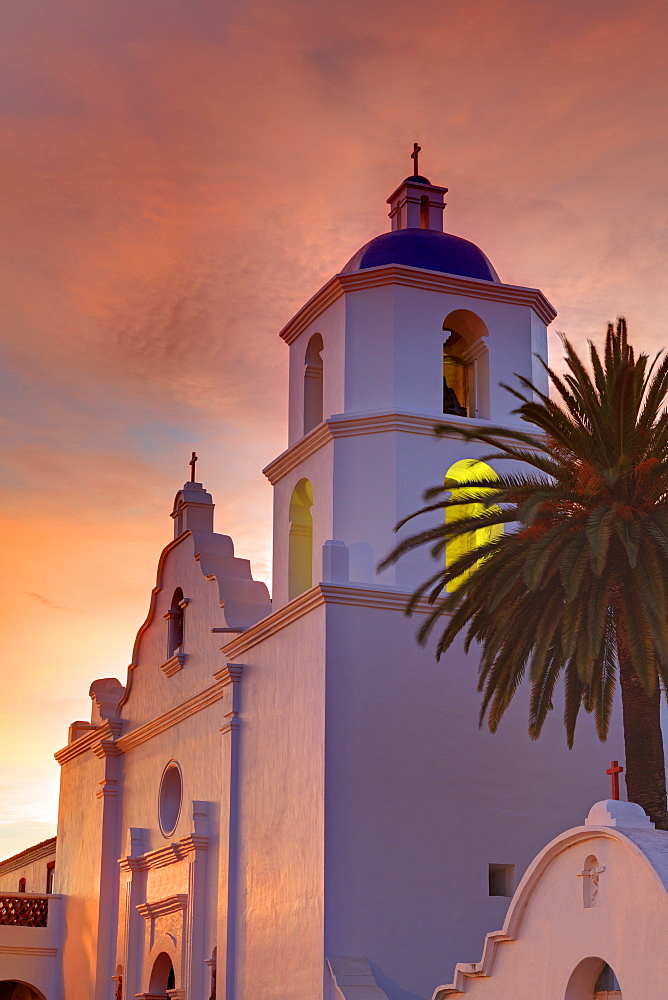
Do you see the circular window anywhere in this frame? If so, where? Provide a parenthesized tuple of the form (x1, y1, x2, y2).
(159, 761, 182, 837)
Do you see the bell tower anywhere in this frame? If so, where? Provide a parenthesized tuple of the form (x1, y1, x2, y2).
(264, 158, 555, 609)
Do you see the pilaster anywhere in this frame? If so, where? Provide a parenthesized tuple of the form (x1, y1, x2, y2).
(215, 663, 243, 1000)
(92, 717, 124, 1000)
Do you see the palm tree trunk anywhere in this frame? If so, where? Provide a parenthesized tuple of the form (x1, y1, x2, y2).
(618, 645, 668, 829)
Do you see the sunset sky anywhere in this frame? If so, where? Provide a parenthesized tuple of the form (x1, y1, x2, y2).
(2, 0, 668, 857)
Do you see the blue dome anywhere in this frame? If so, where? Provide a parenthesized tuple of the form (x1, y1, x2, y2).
(341, 228, 500, 282)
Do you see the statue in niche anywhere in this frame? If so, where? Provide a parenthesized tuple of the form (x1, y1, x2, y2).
(580, 854, 605, 907)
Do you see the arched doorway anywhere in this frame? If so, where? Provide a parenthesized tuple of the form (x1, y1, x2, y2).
(0, 983, 46, 1000)
(565, 957, 622, 999)
(148, 952, 176, 996)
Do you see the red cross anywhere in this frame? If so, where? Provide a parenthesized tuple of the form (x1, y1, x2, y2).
(606, 760, 623, 800)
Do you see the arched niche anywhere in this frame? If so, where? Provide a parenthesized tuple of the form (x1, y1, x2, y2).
(113, 964, 123, 1000)
(442, 309, 490, 419)
(445, 459, 502, 591)
(166, 587, 184, 657)
(565, 957, 622, 999)
(304, 333, 324, 434)
(206, 946, 217, 999)
(288, 478, 314, 601)
(149, 951, 176, 995)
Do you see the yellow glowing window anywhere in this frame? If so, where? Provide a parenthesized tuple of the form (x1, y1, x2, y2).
(445, 459, 502, 591)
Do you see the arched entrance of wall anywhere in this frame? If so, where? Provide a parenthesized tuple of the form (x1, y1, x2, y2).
(565, 957, 622, 999)
(0, 983, 47, 1000)
(148, 952, 176, 996)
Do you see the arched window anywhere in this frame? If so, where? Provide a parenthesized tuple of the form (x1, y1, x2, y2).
(45, 862, 55, 894)
(18, 878, 26, 893)
(304, 333, 324, 435)
(166, 588, 184, 657)
(420, 195, 430, 229)
(442, 310, 490, 419)
(445, 459, 502, 591)
(288, 479, 313, 600)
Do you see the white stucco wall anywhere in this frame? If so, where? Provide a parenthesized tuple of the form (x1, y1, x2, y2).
(226, 603, 327, 1000)
(320, 595, 621, 1000)
(434, 811, 668, 1000)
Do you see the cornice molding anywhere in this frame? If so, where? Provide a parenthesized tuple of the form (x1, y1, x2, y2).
(278, 265, 556, 345)
(55, 718, 123, 766)
(221, 583, 435, 657)
(116, 680, 227, 754)
(213, 662, 244, 685)
(220, 585, 325, 657)
(0, 944, 58, 956)
(160, 652, 186, 678)
(0, 839, 57, 875)
(137, 893, 188, 919)
(262, 421, 330, 482)
(263, 410, 537, 485)
(120, 835, 208, 874)
(59, 676, 233, 764)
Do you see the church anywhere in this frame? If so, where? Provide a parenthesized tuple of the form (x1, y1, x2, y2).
(0, 156, 657, 1000)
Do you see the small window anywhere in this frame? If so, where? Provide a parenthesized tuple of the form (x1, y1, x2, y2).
(159, 761, 183, 837)
(420, 195, 430, 229)
(18, 877, 26, 893)
(488, 863, 514, 897)
(46, 862, 55, 894)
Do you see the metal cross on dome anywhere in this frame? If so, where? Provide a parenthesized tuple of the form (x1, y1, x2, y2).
(606, 760, 624, 800)
(411, 142, 421, 176)
(189, 451, 198, 482)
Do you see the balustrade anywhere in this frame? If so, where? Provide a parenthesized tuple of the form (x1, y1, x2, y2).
(0, 893, 49, 927)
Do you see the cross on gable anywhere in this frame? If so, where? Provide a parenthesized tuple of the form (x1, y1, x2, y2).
(606, 760, 623, 800)
(189, 451, 198, 482)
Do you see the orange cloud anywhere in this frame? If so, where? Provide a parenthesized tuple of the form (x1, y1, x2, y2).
(2, 0, 668, 851)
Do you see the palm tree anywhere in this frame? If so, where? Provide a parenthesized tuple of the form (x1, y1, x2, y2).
(381, 319, 668, 829)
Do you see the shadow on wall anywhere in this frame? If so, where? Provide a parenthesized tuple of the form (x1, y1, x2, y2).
(0, 984, 46, 1000)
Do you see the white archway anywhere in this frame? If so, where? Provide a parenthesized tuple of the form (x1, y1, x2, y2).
(565, 957, 622, 999)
